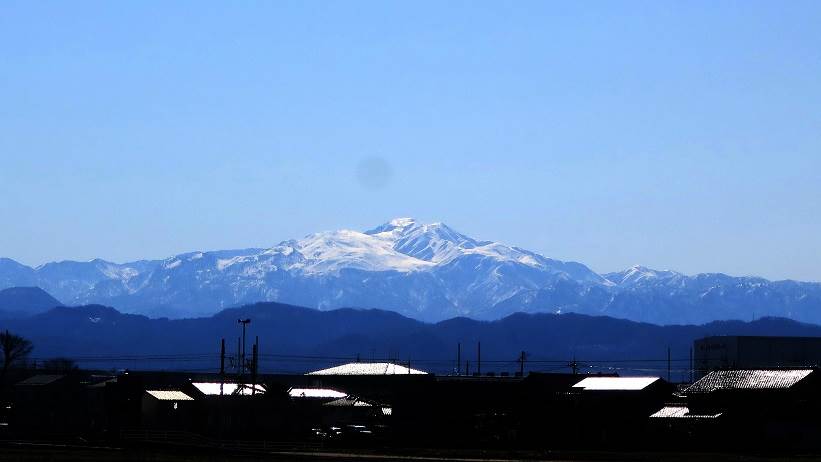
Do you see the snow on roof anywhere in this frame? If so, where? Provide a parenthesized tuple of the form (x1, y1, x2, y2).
(686, 369, 813, 393)
(323, 396, 373, 407)
(146, 390, 194, 401)
(288, 388, 347, 399)
(192, 382, 266, 396)
(650, 406, 722, 419)
(306, 362, 428, 376)
(572, 376, 661, 391)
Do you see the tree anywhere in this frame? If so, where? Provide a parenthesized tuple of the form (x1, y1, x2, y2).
(0, 330, 33, 383)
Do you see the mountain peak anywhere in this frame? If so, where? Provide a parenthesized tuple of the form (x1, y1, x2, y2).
(5, 220, 817, 326)
(358, 219, 476, 263)
(364, 217, 420, 236)
(293, 228, 433, 274)
(389, 217, 417, 227)
(0, 286, 63, 318)
(604, 265, 684, 287)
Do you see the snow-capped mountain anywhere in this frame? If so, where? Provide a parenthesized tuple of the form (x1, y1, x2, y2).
(2, 218, 821, 324)
(0, 257, 162, 306)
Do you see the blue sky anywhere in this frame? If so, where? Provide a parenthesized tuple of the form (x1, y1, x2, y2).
(1, 1, 820, 281)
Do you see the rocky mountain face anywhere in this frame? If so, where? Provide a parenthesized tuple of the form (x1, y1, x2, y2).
(1, 219, 820, 324)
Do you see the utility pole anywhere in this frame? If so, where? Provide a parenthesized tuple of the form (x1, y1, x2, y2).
(220, 338, 226, 396)
(220, 338, 226, 375)
(667, 347, 671, 382)
(689, 347, 694, 383)
(477, 341, 481, 376)
(465, 360, 470, 376)
(570, 356, 578, 375)
(457, 342, 461, 376)
(251, 336, 259, 395)
(519, 351, 526, 377)
(238, 318, 251, 376)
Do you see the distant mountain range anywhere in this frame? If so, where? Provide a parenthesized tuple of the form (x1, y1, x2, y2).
(1, 218, 820, 325)
(5, 301, 821, 378)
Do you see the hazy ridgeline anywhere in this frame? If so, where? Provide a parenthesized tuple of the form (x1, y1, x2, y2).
(4, 301, 821, 381)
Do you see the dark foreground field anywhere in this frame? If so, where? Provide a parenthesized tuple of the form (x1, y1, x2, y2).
(2, 442, 821, 462)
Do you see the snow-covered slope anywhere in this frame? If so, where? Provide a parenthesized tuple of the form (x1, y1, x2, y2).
(366, 218, 478, 264)
(603, 265, 685, 288)
(2, 219, 821, 324)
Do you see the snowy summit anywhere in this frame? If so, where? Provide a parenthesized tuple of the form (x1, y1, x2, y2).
(1, 218, 820, 326)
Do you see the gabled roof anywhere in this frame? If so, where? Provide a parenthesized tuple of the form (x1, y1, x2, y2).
(288, 388, 347, 399)
(88, 377, 117, 388)
(323, 396, 373, 407)
(191, 382, 266, 396)
(650, 405, 722, 419)
(572, 376, 661, 391)
(16, 374, 65, 386)
(146, 390, 194, 401)
(686, 369, 813, 394)
(306, 362, 427, 376)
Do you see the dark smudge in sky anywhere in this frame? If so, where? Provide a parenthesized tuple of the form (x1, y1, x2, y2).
(355, 157, 393, 190)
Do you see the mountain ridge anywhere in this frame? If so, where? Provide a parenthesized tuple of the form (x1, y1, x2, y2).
(1, 218, 821, 325)
(5, 301, 821, 378)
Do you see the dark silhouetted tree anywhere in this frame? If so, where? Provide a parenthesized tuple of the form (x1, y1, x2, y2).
(1, 330, 33, 383)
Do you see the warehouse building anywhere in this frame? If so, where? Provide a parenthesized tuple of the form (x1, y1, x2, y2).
(650, 368, 821, 450)
(694, 336, 821, 377)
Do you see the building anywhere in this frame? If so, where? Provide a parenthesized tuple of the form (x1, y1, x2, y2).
(569, 376, 673, 448)
(10, 374, 91, 435)
(572, 376, 666, 392)
(191, 382, 266, 396)
(288, 387, 347, 401)
(141, 390, 195, 430)
(650, 369, 821, 450)
(306, 362, 428, 376)
(694, 336, 821, 377)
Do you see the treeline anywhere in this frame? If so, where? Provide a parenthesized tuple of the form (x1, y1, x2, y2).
(1, 330, 78, 387)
